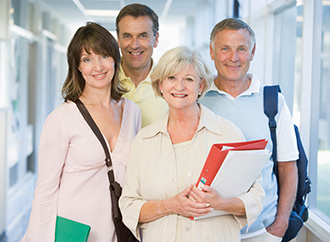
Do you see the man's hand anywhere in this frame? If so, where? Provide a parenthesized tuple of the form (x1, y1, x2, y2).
(266, 215, 289, 237)
(267, 161, 298, 238)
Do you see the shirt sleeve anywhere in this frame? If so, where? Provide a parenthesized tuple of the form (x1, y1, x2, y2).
(236, 174, 265, 229)
(22, 111, 69, 242)
(119, 136, 146, 240)
(277, 94, 299, 162)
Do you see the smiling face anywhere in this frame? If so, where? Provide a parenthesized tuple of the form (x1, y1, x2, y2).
(78, 49, 115, 91)
(159, 65, 205, 111)
(117, 15, 159, 73)
(210, 28, 255, 84)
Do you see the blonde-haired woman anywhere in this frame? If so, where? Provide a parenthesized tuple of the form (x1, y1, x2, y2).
(119, 46, 264, 242)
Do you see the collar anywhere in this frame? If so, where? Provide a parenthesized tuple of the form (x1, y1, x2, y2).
(142, 104, 224, 139)
(119, 59, 154, 84)
(207, 73, 261, 100)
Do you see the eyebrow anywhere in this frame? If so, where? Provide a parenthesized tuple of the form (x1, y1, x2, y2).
(121, 32, 132, 36)
(138, 32, 149, 36)
(121, 31, 149, 36)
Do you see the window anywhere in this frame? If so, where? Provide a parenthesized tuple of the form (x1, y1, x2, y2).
(273, 6, 295, 112)
(273, 0, 330, 227)
(0, 41, 9, 109)
(11, 0, 28, 28)
(8, 36, 29, 187)
(317, 2, 330, 221)
(292, 4, 303, 126)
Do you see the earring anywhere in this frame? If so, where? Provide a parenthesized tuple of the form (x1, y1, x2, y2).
(160, 90, 163, 94)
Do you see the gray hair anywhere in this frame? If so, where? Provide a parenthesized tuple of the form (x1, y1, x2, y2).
(210, 18, 256, 50)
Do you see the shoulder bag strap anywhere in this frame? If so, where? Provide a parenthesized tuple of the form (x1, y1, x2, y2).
(263, 85, 280, 176)
(74, 99, 115, 184)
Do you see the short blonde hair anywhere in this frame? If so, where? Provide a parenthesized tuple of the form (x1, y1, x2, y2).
(151, 46, 213, 99)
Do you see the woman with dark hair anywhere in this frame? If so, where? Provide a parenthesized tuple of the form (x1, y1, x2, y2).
(22, 22, 141, 242)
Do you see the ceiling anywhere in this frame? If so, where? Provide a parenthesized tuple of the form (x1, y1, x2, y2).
(40, 0, 207, 32)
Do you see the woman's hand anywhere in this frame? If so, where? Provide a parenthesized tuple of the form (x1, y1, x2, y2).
(189, 185, 220, 207)
(139, 184, 213, 223)
(189, 184, 246, 216)
(167, 184, 213, 218)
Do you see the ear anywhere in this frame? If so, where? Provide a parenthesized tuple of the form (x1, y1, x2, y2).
(210, 43, 215, 60)
(199, 79, 206, 93)
(117, 34, 121, 48)
(250, 43, 256, 61)
(153, 32, 159, 48)
(158, 80, 163, 93)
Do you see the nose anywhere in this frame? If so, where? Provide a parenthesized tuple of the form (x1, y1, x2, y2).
(229, 50, 239, 62)
(174, 79, 185, 91)
(94, 59, 104, 71)
(130, 37, 140, 49)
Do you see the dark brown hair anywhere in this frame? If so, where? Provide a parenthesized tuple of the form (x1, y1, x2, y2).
(116, 3, 159, 36)
(62, 22, 126, 101)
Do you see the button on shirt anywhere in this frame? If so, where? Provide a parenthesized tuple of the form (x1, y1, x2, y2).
(119, 61, 168, 128)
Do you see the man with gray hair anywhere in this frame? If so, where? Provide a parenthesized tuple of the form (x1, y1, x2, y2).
(200, 18, 299, 241)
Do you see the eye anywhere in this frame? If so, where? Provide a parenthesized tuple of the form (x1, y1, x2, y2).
(82, 58, 90, 63)
(102, 54, 109, 59)
(239, 47, 247, 52)
(221, 47, 228, 51)
(167, 76, 175, 80)
(186, 78, 194, 82)
(122, 34, 131, 39)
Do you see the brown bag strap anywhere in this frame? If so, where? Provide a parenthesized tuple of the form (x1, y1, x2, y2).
(74, 99, 115, 184)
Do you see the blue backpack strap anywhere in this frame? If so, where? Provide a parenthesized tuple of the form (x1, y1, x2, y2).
(264, 85, 311, 242)
(293, 124, 311, 217)
(263, 85, 281, 176)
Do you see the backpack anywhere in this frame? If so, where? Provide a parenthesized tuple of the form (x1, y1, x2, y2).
(263, 85, 311, 242)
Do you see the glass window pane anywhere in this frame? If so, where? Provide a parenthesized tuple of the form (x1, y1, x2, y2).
(292, 4, 303, 126)
(317, 3, 330, 220)
(0, 41, 8, 109)
(273, 5, 297, 113)
(10, 0, 28, 28)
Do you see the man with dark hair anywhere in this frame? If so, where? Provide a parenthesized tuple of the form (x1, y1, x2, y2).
(116, 3, 168, 127)
(200, 18, 299, 241)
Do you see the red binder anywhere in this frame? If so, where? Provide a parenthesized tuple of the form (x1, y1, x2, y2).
(190, 139, 270, 220)
(196, 139, 268, 190)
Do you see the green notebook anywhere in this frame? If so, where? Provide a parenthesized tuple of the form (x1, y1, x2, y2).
(55, 216, 91, 242)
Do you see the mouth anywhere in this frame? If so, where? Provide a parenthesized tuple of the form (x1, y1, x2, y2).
(93, 72, 107, 79)
(171, 94, 187, 98)
(225, 64, 241, 70)
(129, 51, 144, 56)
